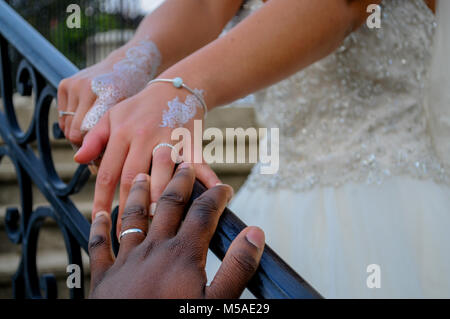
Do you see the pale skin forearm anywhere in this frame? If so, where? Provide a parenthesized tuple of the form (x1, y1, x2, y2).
(158, 0, 380, 108)
(112, 0, 244, 74)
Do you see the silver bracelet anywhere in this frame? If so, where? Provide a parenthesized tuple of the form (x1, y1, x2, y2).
(147, 77, 208, 118)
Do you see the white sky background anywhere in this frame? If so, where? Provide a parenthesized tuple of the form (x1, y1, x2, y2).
(139, 0, 165, 13)
(102, 0, 165, 16)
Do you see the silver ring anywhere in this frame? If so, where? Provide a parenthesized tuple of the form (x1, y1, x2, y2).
(119, 228, 146, 243)
(59, 111, 76, 118)
(152, 143, 176, 157)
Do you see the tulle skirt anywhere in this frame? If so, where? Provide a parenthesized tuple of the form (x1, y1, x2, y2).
(205, 176, 450, 298)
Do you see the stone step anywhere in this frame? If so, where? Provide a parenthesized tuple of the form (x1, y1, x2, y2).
(0, 213, 91, 297)
(0, 161, 253, 228)
(0, 137, 258, 180)
(6, 94, 258, 142)
(0, 162, 252, 213)
(0, 202, 93, 258)
(0, 250, 90, 299)
(0, 251, 91, 285)
(0, 155, 255, 182)
(0, 201, 94, 228)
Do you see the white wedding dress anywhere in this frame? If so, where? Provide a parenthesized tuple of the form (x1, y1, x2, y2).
(206, 0, 450, 298)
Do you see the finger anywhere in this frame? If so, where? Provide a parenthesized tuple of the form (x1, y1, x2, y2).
(150, 145, 176, 215)
(68, 93, 97, 146)
(194, 163, 221, 188)
(176, 184, 233, 259)
(57, 79, 68, 131)
(147, 162, 195, 241)
(89, 211, 115, 289)
(74, 113, 110, 164)
(183, 130, 222, 188)
(117, 173, 151, 261)
(64, 91, 78, 139)
(183, 134, 220, 188)
(206, 226, 265, 299)
(91, 130, 129, 216)
(116, 139, 152, 238)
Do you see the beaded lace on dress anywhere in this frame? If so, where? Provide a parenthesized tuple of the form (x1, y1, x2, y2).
(229, 0, 449, 192)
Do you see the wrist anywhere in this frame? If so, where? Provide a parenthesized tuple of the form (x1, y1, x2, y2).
(142, 81, 206, 129)
(105, 38, 162, 77)
(104, 44, 129, 65)
(155, 71, 216, 112)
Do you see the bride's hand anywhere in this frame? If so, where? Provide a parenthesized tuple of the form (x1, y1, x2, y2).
(73, 83, 221, 234)
(57, 40, 160, 146)
(57, 49, 126, 145)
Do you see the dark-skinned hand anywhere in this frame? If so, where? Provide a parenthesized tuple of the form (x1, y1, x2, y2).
(88, 162, 265, 299)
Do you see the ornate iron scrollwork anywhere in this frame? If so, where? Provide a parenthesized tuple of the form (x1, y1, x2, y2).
(1, 37, 89, 298)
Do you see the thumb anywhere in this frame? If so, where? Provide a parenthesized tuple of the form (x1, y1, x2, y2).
(206, 226, 265, 298)
(74, 112, 110, 164)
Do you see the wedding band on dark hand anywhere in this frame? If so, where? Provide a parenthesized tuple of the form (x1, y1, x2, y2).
(119, 228, 146, 243)
(58, 111, 76, 118)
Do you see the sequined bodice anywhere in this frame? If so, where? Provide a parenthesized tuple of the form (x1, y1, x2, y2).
(233, 0, 449, 191)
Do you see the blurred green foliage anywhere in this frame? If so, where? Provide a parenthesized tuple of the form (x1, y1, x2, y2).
(49, 11, 123, 67)
(10, 0, 142, 68)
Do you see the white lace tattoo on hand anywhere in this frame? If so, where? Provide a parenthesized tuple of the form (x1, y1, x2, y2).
(81, 40, 161, 132)
(160, 89, 204, 128)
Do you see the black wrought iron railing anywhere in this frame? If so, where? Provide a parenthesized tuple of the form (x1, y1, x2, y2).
(0, 0, 322, 299)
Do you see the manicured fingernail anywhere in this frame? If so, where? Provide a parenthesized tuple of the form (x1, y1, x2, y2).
(134, 173, 148, 183)
(150, 202, 157, 216)
(73, 149, 81, 160)
(245, 228, 265, 249)
(179, 162, 192, 170)
(88, 164, 98, 175)
(216, 183, 234, 200)
(94, 211, 108, 220)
